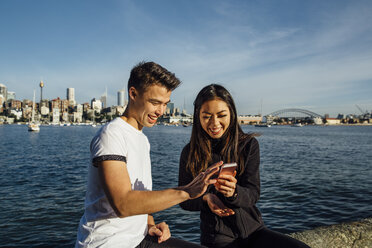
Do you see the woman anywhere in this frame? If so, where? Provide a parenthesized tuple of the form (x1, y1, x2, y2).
(178, 84, 309, 248)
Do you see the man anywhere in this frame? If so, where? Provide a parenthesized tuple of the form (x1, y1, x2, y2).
(76, 61, 222, 248)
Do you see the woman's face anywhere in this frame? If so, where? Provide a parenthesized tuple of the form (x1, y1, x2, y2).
(199, 99, 231, 139)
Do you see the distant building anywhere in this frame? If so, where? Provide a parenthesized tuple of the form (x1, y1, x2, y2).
(174, 107, 180, 116)
(7, 99, 22, 110)
(61, 99, 69, 113)
(313, 117, 323, 125)
(101, 88, 108, 108)
(238, 115, 262, 125)
(117, 89, 126, 106)
(326, 118, 341, 125)
(51, 98, 62, 112)
(7, 91, 15, 101)
(10, 109, 22, 120)
(167, 102, 175, 115)
(0, 84, 7, 102)
(52, 108, 60, 124)
(23, 106, 32, 120)
(101, 94, 107, 109)
(40, 106, 50, 116)
(73, 111, 83, 123)
(82, 103, 90, 113)
(67, 88, 76, 106)
(91, 98, 102, 113)
(75, 104, 83, 113)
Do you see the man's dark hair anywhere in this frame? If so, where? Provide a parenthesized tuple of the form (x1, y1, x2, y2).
(128, 61, 181, 94)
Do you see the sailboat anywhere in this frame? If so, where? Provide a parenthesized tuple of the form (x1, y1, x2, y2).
(28, 90, 40, 132)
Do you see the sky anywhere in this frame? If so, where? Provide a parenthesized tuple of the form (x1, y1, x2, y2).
(1, 0, 372, 117)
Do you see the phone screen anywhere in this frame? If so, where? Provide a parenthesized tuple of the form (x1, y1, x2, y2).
(218, 163, 237, 177)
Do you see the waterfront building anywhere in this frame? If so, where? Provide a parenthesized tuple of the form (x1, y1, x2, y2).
(51, 98, 62, 112)
(9, 109, 22, 120)
(238, 115, 262, 125)
(61, 111, 69, 122)
(113, 105, 126, 116)
(7, 91, 16, 101)
(67, 88, 76, 106)
(73, 111, 83, 123)
(23, 99, 33, 108)
(82, 103, 90, 113)
(40, 106, 49, 116)
(75, 104, 83, 113)
(91, 98, 102, 113)
(0, 84, 7, 102)
(313, 117, 323, 125)
(0, 98, 4, 114)
(7, 99, 22, 110)
(61, 99, 69, 113)
(39, 99, 50, 116)
(326, 118, 341, 125)
(52, 108, 60, 124)
(22, 106, 32, 120)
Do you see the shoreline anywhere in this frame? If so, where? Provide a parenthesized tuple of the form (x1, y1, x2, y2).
(288, 218, 372, 248)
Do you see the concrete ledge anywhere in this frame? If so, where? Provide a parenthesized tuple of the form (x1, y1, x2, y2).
(288, 218, 372, 248)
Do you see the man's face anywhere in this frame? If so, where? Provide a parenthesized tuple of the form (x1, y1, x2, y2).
(132, 84, 171, 129)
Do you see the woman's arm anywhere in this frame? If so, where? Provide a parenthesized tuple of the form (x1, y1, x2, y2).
(224, 137, 261, 208)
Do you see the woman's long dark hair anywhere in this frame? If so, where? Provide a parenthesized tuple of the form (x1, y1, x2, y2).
(187, 84, 257, 177)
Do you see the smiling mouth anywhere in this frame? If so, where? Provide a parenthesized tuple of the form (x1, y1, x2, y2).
(148, 115, 157, 123)
(209, 128, 222, 135)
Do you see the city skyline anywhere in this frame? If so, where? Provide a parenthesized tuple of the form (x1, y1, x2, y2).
(1, 0, 372, 116)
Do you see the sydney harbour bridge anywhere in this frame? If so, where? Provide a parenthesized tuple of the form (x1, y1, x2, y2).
(265, 108, 323, 118)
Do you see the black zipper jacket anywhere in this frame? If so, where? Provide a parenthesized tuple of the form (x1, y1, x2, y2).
(178, 137, 264, 245)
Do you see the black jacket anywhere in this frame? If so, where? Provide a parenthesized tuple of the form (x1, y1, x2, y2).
(178, 137, 264, 244)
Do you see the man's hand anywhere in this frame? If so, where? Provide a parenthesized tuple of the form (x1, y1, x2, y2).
(179, 161, 223, 199)
(148, 222, 171, 243)
(203, 193, 235, 217)
(215, 171, 237, 198)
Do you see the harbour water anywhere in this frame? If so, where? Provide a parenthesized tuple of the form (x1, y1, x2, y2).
(0, 124, 371, 247)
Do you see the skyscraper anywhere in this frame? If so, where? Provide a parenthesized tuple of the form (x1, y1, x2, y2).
(167, 102, 175, 114)
(67, 88, 75, 106)
(117, 89, 125, 106)
(101, 87, 107, 108)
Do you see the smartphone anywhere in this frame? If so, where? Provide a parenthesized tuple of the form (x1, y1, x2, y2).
(218, 163, 237, 177)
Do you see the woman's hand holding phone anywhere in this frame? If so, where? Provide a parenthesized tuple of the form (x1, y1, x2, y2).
(203, 193, 235, 217)
(215, 163, 237, 198)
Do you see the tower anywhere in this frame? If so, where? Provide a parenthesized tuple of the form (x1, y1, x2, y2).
(39, 81, 44, 102)
(39, 81, 44, 111)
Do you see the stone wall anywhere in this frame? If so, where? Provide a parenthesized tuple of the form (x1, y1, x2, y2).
(288, 218, 372, 248)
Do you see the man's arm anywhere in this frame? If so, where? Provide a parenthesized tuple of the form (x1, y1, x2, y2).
(98, 160, 221, 218)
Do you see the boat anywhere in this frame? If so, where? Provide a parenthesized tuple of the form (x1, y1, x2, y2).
(255, 124, 271, 127)
(28, 90, 40, 132)
(291, 123, 303, 127)
(182, 121, 191, 127)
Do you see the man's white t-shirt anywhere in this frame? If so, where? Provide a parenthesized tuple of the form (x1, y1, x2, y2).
(76, 118, 152, 248)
